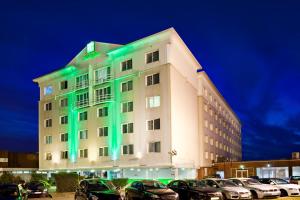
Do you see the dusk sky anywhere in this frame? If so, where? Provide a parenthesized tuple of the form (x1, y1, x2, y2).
(1, 0, 299, 160)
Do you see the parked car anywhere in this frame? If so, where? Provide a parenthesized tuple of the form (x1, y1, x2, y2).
(229, 178, 280, 199)
(0, 184, 22, 200)
(26, 180, 51, 198)
(203, 178, 252, 200)
(167, 180, 223, 200)
(259, 178, 300, 196)
(75, 178, 121, 200)
(289, 176, 300, 185)
(125, 180, 179, 200)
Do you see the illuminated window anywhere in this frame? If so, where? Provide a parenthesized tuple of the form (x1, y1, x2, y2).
(98, 127, 108, 137)
(121, 59, 133, 71)
(210, 138, 214, 145)
(122, 101, 133, 113)
(211, 153, 214, 161)
(60, 133, 68, 142)
(99, 147, 108, 157)
(44, 86, 53, 95)
(122, 144, 134, 155)
(205, 152, 208, 159)
(79, 111, 88, 121)
(60, 98, 68, 107)
(146, 50, 159, 64)
(98, 107, 108, 117)
(60, 80, 68, 90)
(204, 120, 208, 128)
(45, 153, 52, 160)
(87, 41, 95, 53)
(44, 102, 52, 111)
(79, 130, 88, 139)
(149, 142, 161, 153)
(45, 136, 52, 144)
(205, 136, 208, 143)
(146, 73, 160, 86)
(146, 96, 160, 108)
(61, 151, 68, 159)
(45, 119, 52, 127)
(122, 123, 134, 134)
(216, 141, 219, 148)
(95, 67, 110, 84)
(147, 118, 160, 130)
(60, 115, 68, 124)
(121, 80, 133, 92)
(79, 149, 88, 158)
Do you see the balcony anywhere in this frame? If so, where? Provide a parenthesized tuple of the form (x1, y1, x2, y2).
(94, 94, 113, 104)
(76, 99, 89, 108)
(94, 74, 112, 85)
(76, 80, 89, 90)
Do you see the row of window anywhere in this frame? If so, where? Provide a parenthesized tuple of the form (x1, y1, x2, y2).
(204, 135, 240, 154)
(45, 141, 161, 160)
(43, 51, 160, 96)
(44, 119, 161, 144)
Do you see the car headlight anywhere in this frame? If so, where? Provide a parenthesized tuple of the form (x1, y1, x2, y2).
(43, 188, 48, 192)
(150, 194, 160, 199)
(228, 191, 238, 195)
(174, 193, 179, 198)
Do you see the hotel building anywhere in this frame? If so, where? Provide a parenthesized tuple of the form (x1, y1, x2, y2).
(33, 28, 241, 179)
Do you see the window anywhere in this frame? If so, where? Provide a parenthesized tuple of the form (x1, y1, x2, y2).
(149, 142, 161, 153)
(61, 133, 68, 142)
(60, 116, 68, 124)
(79, 149, 88, 158)
(60, 98, 68, 107)
(99, 147, 109, 157)
(98, 107, 108, 117)
(122, 123, 134, 134)
(146, 73, 160, 86)
(204, 104, 208, 112)
(121, 59, 132, 71)
(210, 138, 214, 145)
(76, 92, 89, 107)
(146, 96, 160, 108)
(45, 136, 52, 144)
(122, 144, 134, 155)
(95, 67, 111, 84)
(205, 136, 208, 143)
(45, 153, 52, 160)
(60, 80, 68, 90)
(44, 102, 52, 111)
(61, 151, 68, 159)
(204, 120, 208, 128)
(210, 124, 214, 131)
(216, 141, 219, 148)
(122, 101, 133, 113)
(45, 119, 52, 127)
(95, 86, 111, 102)
(76, 74, 89, 88)
(44, 85, 53, 95)
(87, 41, 95, 53)
(205, 151, 208, 159)
(79, 111, 88, 121)
(146, 50, 159, 64)
(98, 127, 108, 137)
(147, 118, 160, 130)
(121, 80, 133, 92)
(79, 130, 88, 139)
(210, 153, 214, 161)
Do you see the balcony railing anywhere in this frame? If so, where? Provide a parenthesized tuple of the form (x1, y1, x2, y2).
(76, 99, 89, 108)
(94, 74, 112, 85)
(76, 80, 89, 90)
(94, 94, 113, 104)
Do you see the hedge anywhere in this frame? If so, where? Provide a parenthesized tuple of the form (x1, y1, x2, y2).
(53, 172, 79, 192)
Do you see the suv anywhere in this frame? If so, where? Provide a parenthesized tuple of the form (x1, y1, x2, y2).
(259, 178, 300, 196)
(229, 178, 280, 199)
(203, 178, 251, 200)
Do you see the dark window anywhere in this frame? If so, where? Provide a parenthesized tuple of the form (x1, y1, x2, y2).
(121, 59, 133, 71)
(60, 80, 68, 90)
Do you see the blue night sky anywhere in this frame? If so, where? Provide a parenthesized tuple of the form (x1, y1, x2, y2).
(0, 0, 299, 160)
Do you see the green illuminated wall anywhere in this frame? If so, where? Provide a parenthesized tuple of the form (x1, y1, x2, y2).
(68, 92, 79, 163)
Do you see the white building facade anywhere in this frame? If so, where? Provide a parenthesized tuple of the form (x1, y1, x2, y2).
(33, 28, 241, 179)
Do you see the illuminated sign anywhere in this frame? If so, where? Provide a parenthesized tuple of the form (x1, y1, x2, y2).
(44, 85, 53, 95)
(87, 41, 95, 53)
(0, 158, 8, 162)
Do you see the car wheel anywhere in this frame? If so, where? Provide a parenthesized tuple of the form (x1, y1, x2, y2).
(280, 189, 288, 197)
(250, 191, 258, 199)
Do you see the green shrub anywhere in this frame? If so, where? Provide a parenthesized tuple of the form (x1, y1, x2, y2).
(112, 178, 128, 188)
(0, 172, 22, 184)
(53, 172, 79, 192)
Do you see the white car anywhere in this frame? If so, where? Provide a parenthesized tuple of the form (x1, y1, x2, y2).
(229, 178, 280, 199)
(204, 178, 252, 199)
(259, 178, 300, 196)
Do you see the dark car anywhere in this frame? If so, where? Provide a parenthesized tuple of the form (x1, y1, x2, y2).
(290, 176, 300, 184)
(0, 184, 22, 200)
(26, 181, 51, 198)
(75, 178, 121, 200)
(125, 180, 179, 200)
(167, 180, 223, 200)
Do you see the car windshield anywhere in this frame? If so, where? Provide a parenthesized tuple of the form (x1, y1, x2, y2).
(242, 179, 262, 185)
(0, 185, 19, 197)
(216, 180, 237, 187)
(187, 180, 207, 188)
(87, 180, 115, 191)
(27, 182, 44, 190)
(142, 180, 166, 189)
(273, 179, 289, 184)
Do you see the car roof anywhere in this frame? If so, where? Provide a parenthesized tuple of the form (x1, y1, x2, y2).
(229, 178, 250, 180)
